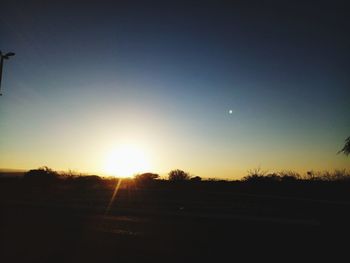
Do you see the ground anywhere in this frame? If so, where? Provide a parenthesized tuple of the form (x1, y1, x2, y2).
(1, 178, 349, 262)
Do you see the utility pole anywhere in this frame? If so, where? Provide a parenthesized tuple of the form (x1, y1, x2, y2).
(0, 51, 15, 96)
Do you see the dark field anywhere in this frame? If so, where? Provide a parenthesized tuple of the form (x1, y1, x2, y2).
(1, 177, 350, 262)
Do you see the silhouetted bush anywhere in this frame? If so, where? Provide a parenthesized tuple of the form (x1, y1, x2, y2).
(243, 168, 301, 183)
(190, 176, 202, 182)
(168, 169, 190, 181)
(59, 169, 84, 179)
(331, 169, 350, 181)
(24, 166, 59, 182)
(278, 170, 300, 182)
(306, 170, 317, 180)
(70, 175, 103, 190)
(305, 169, 350, 181)
(243, 168, 268, 182)
(74, 175, 102, 183)
(134, 173, 159, 183)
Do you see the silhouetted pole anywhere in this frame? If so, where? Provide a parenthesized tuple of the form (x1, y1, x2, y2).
(0, 55, 3, 96)
(0, 51, 15, 96)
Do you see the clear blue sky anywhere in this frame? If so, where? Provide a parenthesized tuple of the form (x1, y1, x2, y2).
(1, 0, 349, 178)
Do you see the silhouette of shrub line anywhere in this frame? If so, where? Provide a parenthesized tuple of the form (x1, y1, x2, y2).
(243, 168, 350, 182)
(21, 166, 350, 184)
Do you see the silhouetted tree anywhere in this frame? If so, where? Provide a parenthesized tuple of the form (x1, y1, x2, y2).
(168, 169, 190, 181)
(338, 136, 350, 156)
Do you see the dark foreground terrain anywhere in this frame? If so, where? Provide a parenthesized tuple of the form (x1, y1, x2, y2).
(1, 177, 350, 262)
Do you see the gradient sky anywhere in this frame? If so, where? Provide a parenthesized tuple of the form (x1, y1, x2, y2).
(1, 0, 349, 178)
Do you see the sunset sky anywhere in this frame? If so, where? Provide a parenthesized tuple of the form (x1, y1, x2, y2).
(0, 0, 349, 178)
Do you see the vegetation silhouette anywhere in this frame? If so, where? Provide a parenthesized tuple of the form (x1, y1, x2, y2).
(9, 166, 350, 185)
(23, 166, 59, 183)
(243, 168, 301, 183)
(168, 169, 190, 181)
(134, 172, 159, 183)
(243, 168, 350, 183)
(339, 136, 350, 156)
(190, 175, 202, 182)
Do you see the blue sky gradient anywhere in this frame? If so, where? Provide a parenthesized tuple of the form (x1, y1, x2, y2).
(1, 0, 349, 178)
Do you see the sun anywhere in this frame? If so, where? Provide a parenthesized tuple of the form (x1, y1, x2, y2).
(104, 145, 151, 177)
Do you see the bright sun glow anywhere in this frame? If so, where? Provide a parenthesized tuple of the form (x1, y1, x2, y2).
(104, 145, 151, 177)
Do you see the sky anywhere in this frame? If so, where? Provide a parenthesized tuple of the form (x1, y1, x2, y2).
(0, 0, 349, 179)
